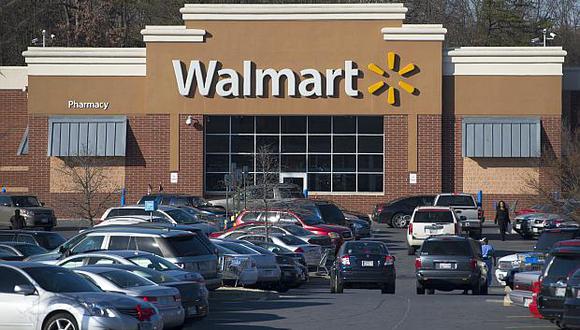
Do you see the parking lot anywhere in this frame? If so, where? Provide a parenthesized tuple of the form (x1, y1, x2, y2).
(55, 223, 553, 330)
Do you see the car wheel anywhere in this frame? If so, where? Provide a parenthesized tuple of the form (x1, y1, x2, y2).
(392, 213, 409, 229)
(330, 274, 336, 293)
(416, 282, 425, 295)
(427, 289, 435, 295)
(335, 275, 344, 294)
(382, 282, 395, 294)
(44, 313, 78, 330)
(407, 245, 416, 255)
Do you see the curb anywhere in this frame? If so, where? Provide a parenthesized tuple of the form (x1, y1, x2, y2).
(210, 287, 279, 301)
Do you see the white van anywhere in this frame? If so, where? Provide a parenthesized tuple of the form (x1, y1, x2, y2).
(406, 207, 460, 255)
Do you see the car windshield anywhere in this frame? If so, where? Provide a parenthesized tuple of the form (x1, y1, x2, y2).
(165, 209, 198, 224)
(276, 235, 305, 246)
(435, 196, 475, 207)
(127, 269, 178, 284)
(421, 240, 472, 256)
(344, 242, 387, 255)
(37, 233, 66, 250)
(317, 204, 346, 225)
(282, 225, 313, 236)
(11, 196, 41, 207)
(219, 242, 257, 255)
(535, 232, 577, 252)
(100, 270, 154, 288)
(216, 245, 236, 254)
(127, 255, 180, 271)
(14, 244, 47, 257)
(413, 210, 454, 223)
(545, 255, 580, 279)
(189, 197, 208, 207)
(244, 244, 275, 255)
(293, 210, 325, 225)
(26, 267, 101, 293)
(255, 242, 292, 253)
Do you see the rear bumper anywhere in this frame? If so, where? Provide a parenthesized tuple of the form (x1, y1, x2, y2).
(339, 269, 395, 284)
(509, 290, 533, 307)
(157, 306, 185, 328)
(257, 268, 281, 282)
(24, 215, 56, 228)
(84, 314, 163, 330)
(183, 298, 209, 319)
(417, 271, 479, 288)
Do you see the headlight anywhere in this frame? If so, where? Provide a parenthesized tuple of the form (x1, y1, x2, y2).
(352, 222, 363, 229)
(511, 260, 521, 268)
(328, 232, 340, 239)
(82, 302, 118, 318)
(19, 209, 32, 216)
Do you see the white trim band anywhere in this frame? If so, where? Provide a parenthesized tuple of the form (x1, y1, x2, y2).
(0, 66, 28, 90)
(141, 25, 206, 43)
(444, 47, 567, 76)
(23, 47, 146, 76)
(382, 24, 447, 41)
(180, 4, 407, 20)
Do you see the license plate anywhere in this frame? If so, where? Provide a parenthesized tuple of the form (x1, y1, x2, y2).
(187, 306, 198, 316)
(524, 298, 531, 307)
(427, 229, 441, 235)
(515, 224, 521, 229)
(361, 260, 374, 267)
(139, 323, 153, 330)
(556, 288, 566, 297)
(438, 263, 453, 269)
(41, 218, 48, 223)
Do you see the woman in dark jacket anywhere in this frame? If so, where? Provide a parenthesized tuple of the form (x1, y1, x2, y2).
(494, 201, 510, 241)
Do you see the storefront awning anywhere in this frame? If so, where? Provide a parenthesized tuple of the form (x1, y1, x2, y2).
(462, 117, 541, 158)
(48, 116, 127, 157)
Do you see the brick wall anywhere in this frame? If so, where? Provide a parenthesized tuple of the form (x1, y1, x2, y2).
(0, 90, 29, 190)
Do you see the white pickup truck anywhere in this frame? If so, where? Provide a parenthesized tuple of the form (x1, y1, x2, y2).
(433, 193, 484, 238)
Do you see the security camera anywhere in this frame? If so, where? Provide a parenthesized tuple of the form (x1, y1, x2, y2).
(549, 32, 556, 38)
(185, 115, 193, 126)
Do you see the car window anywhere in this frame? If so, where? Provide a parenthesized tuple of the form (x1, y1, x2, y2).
(241, 235, 266, 242)
(219, 242, 258, 254)
(100, 270, 153, 288)
(16, 235, 37, 245)
(435, 195, 476, 207)
(258, 242, 292, 253)
(161, 235, 212, 257)
(277, 235, 305, 246)
(127, 255, 179, 271)
(317, 204, 346, 225)
(0, 196, 12, 206)
(26, 267, 101, 293)
(128, 269, 177, 284)
(259, 212, 280, 223)
(71, 236, 105, 254)
(60, 257, 87, 268)
(535, 232, 577, 251)
(108, 236, 136, 250)
(14, 244, 47, 257)
(241, 212, 260, 222)
(421, 240, 472, 256)
(0, 246, 15, 255)
(413, 210, 454, 223)
(0, 267, 32, 294)
(421, 197, 435, 206)
(279, 213, 300, 224)
(87, 257, 117, 265)
(107, 209, 149, 218)
(0, 234, 16, 242)
(11, 196, 40, 207)
(135, 237, 163, 255)
(36, 233, 66, 250)
(165, 209, 198, 224)
(344, 242, 387, 255)
(281, 225, 312, 236)
(544, 255, 580, 279)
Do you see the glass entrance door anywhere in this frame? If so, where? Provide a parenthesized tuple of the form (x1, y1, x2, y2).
(279, 173, 307, 194)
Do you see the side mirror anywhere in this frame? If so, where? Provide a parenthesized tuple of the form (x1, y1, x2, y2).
(14, 284, 36, 296)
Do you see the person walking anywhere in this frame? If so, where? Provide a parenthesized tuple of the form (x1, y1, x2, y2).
(494, 200, 511, 241)
(481, 237, 495, 287)
(10, 209, 25, 229)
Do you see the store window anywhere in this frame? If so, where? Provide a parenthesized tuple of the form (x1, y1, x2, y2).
(204, 116, 384, 193)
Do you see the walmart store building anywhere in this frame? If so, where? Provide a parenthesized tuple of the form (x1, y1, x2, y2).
(0, 4, 571, 217)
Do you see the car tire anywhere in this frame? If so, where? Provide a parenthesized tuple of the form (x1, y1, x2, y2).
(44, 312, 78, 330)
(407, 245, 416, 255)
(335, 275, 344, 294)
(427, 289, 435, 295)
(330, 275, 336, 293)
(392, 213, 409, 229)
(382, 282, 395, 294)
(416, 283, 425, 295)
(481, 284, 488, 295)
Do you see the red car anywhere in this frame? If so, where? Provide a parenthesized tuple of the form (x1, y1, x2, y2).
(515, 204, 557, 217)
(231, 209, 353, 247)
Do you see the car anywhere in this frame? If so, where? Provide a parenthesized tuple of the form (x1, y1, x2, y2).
(73, 266, 185, 328)
(496, 228, 580, 286)
(372, 195, 436, 228)
(516, 203, 559, 217)
(0, 194, 57, 230)
(513, 213, 541, 239)
(210, 183, 305, 211)
(26, 226, 222, 290)
(211, 239, 282, 289)
(562, 268, 580, 329)
(214, 243, 259, 286)
(528, 213, 577, 236)
(433, 193, 484, 238)
(0, 262, 163, 330)
(0, 242, 48, 258)
(237, 233, 323, 268)
(509, 271, 541, 308)
(96, 216, 174, 227)
(238, 224, 333, 247)
(406, 207, 460, 255)
(537, 240, 580, 323)
(233, 209, 353, 247)
(137, 193, 227, 220)
(0, 229, 66, 250)
(86, 264, 209, 320)
(55, 250, 204, 282)
(415, 236, 488, 295)
(330, 240, 396, 294)
(99, 205, 219, 234)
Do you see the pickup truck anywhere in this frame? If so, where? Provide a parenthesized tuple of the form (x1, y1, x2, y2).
(433, 193, 483, 238)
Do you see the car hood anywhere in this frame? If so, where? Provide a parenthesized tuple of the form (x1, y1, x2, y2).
(180, 222, 218, 234)
(308, 224, 350, 232)
(162, 269, 195, 281)
(25, 251, 61, 263)
(62, 292, 143, 310)
(498, 253, 520, 263)
(124, 285, 180, 298)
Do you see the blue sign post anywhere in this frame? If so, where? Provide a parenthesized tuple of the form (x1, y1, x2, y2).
(144, 200, 157, 223)
(120, 188, 126, 206)
(477, 190, 483, 207)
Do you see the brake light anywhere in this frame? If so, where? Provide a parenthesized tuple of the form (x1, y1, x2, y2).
(408, 223, 413, 235)
(136, 304, 155, 321)
(384, 255, 395, 266)
(174, 295, 181, 303)
(295, 247, 304, 253)
(469, 259, 477, 270)
(339, 255, 351, 266)
(478, 208, 484, 221)
(415, 257, 421, 269)
(141, 296, 158, 303)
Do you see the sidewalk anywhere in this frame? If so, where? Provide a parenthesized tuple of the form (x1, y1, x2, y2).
(55, 218, 91, 230)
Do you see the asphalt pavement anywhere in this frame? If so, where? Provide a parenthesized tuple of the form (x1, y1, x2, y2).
(57, 223, 556, 330)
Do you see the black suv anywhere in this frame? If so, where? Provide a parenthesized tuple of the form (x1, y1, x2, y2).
(0, 230, 66, 250)
(415, 236, 488, 295)
(372, 195, 436, 228)
(562, 268, 580, 329)
(538, 240, 580, 322)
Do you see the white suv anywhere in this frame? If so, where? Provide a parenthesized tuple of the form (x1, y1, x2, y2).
(406, 207, 461, 255)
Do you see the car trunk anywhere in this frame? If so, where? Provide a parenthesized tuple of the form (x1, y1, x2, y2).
(129, 285, 180, 309)
(413, 222, 455, 239)
(342, 254, 388, 274)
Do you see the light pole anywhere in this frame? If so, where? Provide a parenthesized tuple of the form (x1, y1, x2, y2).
(32, 30, 55, 47)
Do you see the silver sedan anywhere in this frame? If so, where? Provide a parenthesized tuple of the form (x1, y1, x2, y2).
(0, 262, 163, 330)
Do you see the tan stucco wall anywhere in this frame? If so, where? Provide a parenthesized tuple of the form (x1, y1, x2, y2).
(49, 157, 125, 193)
(462, 157, 539, 194)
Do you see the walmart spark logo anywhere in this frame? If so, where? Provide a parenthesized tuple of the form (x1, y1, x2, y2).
(367, 52, 419, 106)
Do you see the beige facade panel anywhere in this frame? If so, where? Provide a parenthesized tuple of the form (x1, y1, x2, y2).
(0, 67, 28, 90)
(462, 158, 539, 194)
(49, 157, 125, 193)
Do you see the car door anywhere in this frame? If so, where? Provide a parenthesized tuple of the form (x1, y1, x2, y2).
(0, 267, 40, 330)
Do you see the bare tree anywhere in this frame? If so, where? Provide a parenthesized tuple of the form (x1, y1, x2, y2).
(524, 128, 580, 223)
(255, 145, 280, 240)
(55, 148, 120, 225)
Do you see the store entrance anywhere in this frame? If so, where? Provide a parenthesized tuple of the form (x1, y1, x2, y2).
(280, 173, 307, 194)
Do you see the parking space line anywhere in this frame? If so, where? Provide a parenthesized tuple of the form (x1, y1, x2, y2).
(504, 326, 554, 329)
(485, 299, 505, 303)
